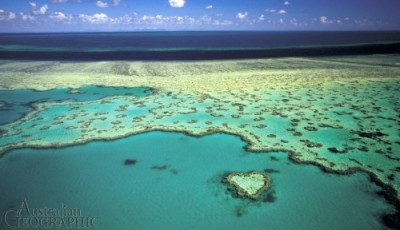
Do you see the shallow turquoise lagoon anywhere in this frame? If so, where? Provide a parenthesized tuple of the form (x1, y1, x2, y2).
(0, 86, 151, 124)
(0, 132, 393, 230)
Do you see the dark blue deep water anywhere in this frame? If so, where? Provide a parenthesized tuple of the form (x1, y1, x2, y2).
(0, 31, 399, 60)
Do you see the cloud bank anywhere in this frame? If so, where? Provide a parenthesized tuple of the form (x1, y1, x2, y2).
(169, 0, 185, 8)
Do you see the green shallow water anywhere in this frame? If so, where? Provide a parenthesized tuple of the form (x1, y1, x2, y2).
(0, 132, 393, 230)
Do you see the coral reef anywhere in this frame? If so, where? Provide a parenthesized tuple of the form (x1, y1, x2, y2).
(224, 171, 271, 199)
(0, 56, 399, 224)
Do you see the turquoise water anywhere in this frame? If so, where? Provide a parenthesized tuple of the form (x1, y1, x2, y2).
(0, 132, 393, 230)
(0, 86, 151, 124)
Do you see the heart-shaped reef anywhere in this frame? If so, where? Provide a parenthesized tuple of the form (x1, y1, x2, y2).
(224, 171, 271, 199)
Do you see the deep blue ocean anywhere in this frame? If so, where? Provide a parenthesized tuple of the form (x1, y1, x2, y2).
(0, 31, 399, 60)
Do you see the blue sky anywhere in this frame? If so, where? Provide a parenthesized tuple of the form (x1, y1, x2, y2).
(0, 0, 399, 32)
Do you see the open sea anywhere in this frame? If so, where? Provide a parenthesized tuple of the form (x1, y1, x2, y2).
(0, 31, 399, 60)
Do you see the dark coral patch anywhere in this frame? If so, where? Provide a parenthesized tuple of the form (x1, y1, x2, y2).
(124, 159, 137, 166)
(234, 204, 248, 217)
(293, 131, 303, 136)
(0, 129, 8, 135)
(306, 142, 323, 148)
(382, 213, 400, 230)
(264, 168, 280, 173)
(262, 190, 277, 203)
(270, 156, 279, 161)
(327, 147, 347, 154)
(304, 126, 318, 131)
(354, 131, 388, 140)
(152, 165, 168, 170)
(358, 146, 369, 152)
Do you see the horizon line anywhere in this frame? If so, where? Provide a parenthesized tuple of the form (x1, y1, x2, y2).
(1, 29, 400, 35)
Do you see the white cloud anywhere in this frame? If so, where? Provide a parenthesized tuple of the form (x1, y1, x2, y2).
(30, 2, 49, 15)
(57, 12, 235, 28)
(20, 12, 35, 21)
(114, 14, 133, 24)
(79, 13, 110, 23)
(96, 1, 109, 8)
(131, 13, 233, 27)
(320, 16, 327, 23)
(236, 11, 248, 20)
(198, 15, 232, 26)
(199, 15, 212, 24)
(113, 0, 120, 6)
(320, 16, 333, 24)
(51, 0, 68, 3)
(280, 18, 284, 23)
(176, 16, 183, 24)
(320, 16, 328, 24)
(50, 11, 66, 20)
(139, 15, 191, 25)
(0, 9, 16, 20)
(140, 15, 155, 24)
(354, 19, 373, 27)
(38, 4, 49, 14)
(206, 5, 212, 9)
(9, 12, 16, 19)
(0, 9, 17, 21)
(284, 1, 290, 5)
(169, 0, 185, 8)
(213, 20, 232, 26)
(259, 14, 265, 21)
(49, 11, 71, 21)
(266, 9, 287, 15)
